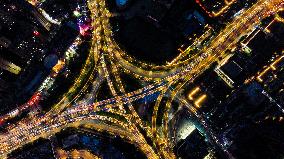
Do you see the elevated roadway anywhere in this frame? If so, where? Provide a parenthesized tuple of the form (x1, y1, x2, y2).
(0, 0, 283, 158)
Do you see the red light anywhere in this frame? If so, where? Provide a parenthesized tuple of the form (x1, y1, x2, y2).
(33, 30, 40, 36)
(79, 24, 90, 36)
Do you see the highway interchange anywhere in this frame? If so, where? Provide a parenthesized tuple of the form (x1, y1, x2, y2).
(0, 0, 283, 158)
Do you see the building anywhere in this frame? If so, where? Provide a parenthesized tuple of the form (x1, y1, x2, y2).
(0, 58, 21, 75)
(175, 129, 209, 159)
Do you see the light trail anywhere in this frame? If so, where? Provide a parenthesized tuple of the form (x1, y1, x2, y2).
(0, 0, 283, 158)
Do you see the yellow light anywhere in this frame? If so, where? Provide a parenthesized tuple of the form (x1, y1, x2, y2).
(270, 55, 284, 70)
(194, 94, 207, 108)
(257, 67, 271, 82)
(188, 87, 200, 100)
(52, 60, 65, 73)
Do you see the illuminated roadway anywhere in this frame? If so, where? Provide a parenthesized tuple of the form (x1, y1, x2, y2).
(0, 0, 283, 158)
(57, 149, 100, 159)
